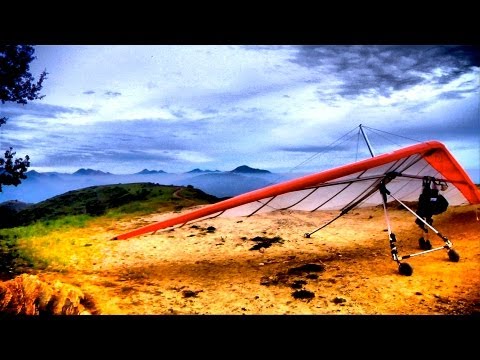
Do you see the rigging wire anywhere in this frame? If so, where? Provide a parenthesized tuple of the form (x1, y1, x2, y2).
(285, 125, 359, 173)
(355, 127, 361, 162)
(266, 125, 360, 186)
(362, 125, 422, 146)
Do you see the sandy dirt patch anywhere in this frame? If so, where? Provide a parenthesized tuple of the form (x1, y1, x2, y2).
(29, 203, 480, 315)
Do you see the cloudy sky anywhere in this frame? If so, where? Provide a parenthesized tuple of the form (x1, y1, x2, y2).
(1, 45, 479, 181)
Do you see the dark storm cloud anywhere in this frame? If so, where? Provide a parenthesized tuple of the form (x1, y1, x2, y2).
(83, 90, 95, 95)
(105, 90, 122, 97)
(290, 45, 480, 100)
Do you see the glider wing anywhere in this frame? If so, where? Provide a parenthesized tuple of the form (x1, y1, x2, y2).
(113, 141, 480, 240)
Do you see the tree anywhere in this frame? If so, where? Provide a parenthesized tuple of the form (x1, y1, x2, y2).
(0, 45, 47, 192)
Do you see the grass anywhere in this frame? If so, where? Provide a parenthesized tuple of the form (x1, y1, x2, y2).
(0, 183, 221, 275)
(0, 215, 94, 272)
(3, 183, 220, 227)
(0, 214, 97, 271)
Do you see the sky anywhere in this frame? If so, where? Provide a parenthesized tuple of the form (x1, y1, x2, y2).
(1, 45, 479, 181)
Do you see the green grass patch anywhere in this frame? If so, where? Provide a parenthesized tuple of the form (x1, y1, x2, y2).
(0, 214, 92, 239)
(0, 214, 94, 273)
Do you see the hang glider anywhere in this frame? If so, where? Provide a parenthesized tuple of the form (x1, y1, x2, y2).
(113, 130, 480, 276)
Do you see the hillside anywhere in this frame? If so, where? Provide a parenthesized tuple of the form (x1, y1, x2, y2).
(0, 183, 221, 229)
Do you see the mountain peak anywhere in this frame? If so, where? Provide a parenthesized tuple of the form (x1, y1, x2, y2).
(26, 170, 41, 176)
(186, 168, 220, 174)
(73, 168, 110, 176)
(230, 165, 271, 174)
(136, 169, 167, 175)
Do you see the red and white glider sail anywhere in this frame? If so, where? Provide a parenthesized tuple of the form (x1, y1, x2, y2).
(113, 141, 480, 240)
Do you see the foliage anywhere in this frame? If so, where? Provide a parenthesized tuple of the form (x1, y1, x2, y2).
(0, 45, 47, 192)
(0, 148, 30, 192)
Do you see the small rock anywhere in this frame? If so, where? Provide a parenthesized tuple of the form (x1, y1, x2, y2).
(292, 289, 315, 300)
(182, 290, 200, 298)
(415, 292, 422, 295)
(332, 297, 347, 304)
(260, 276, 272, 286)
(259, 263, 265, 266)
(290, 280, 307, 289)
(287, 263, 325, 275)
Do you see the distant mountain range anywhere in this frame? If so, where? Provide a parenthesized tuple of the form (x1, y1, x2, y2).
(0, 165, 294, 204)
(24, 165, 271, 177)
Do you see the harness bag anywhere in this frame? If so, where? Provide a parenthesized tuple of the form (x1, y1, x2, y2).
(417, 180, 449, 218)
(428, 190, 449, 215)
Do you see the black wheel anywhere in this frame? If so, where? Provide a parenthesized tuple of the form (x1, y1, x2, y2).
(419, 237, 432, 250)
(424, 240, 432, 250)
(418, 237, 426, 249)
(398, 262, 413, 276)
(448, 249, 460, 262)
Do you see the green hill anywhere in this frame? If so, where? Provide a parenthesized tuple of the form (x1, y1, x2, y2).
(0, 182, 221, 229)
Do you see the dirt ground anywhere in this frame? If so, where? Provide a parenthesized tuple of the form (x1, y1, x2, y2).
(24, 202, 479, 316)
